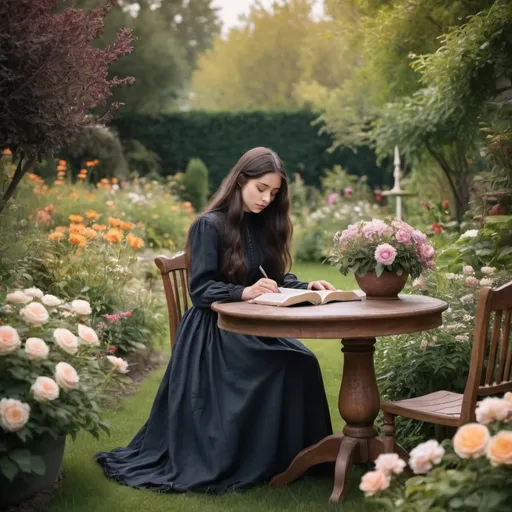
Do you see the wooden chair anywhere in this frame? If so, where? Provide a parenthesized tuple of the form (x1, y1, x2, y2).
(382, 280, 512, 453)
(154, 252, 190, 348)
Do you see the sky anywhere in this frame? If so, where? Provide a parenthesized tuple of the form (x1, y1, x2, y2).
(212, 0, 324, 36)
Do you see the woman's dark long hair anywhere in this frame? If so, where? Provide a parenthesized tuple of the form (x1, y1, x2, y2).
(186, 147, 293, 284)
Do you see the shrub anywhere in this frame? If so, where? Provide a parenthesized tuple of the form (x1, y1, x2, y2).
(181, 158, 209, 212)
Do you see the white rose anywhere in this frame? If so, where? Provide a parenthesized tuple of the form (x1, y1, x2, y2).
(0, 305, 13, 314)
(55, 362, 79, 391)
(0, 326, 21, 355)
(106, 355, 129, 374)
(25, 337, 50, 360)
(53, 328, 79, 355)
(78, 324, 99, 346)
(41, 294, 62, 307)
(23, 287, 44, 299)
(6, 291, 33, 304)
(31, 376, 60, 402)
(0, 398, 31, 432)
(71, 299, 92, 315)
(20, 302, 49, 326)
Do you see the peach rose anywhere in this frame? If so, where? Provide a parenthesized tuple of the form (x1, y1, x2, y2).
(20, 302, 49, 326)
(78, 324, 99, 346)
(23, 287, 44, 299)
(486, 431, 512, 466)
(409, 439, 445, 474)
(55, 362, 79, 391)
(0, 326, 21, 355)
(6, 290, 32, 304)
(374, 453, 407, 475)
(0, 398, 30, 432)
(359, 470, 390, 496)
(71, 299, 92, 315)
(453, 423, 490, 458)
(31, 376, 60, 402)
(41, 294, 62, 307)
(106, 355, 129, 374)
(504, 392, 512, 404)
(53, 328, 79, 355)
(476, 397, 511, 425)
(25, 337, 50, 360)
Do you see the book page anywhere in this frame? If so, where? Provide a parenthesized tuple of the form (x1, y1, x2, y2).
(277, 287, 310, 296)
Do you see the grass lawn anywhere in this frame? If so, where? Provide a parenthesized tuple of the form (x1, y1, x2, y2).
(51, 263, 377, 511)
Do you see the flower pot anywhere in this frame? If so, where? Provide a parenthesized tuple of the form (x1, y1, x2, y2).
(355, 271, 408, 300)
(0, 434, 66, 509)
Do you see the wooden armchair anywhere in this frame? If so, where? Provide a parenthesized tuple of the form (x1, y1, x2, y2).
(154, 252, 190, 348)
(382, 280, 512, 453)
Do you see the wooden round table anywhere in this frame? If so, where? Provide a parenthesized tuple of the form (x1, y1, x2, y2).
(212, 294, 448, 504)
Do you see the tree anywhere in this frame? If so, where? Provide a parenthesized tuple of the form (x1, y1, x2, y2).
(182, 158, 209, 212)
(191, 0, 318, 111)
(373, 1, 512, 222)
(0, 0, 134, 214)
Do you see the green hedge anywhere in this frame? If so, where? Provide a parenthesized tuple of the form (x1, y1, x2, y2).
(111, 110, 390, 189)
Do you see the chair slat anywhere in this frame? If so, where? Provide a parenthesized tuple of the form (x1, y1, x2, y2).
(496, 308, 511, 383)
(179, 269, 189, 312)
(502, 309, 512, 382)
(154, 253, 190, 348)
(485, 310, 502, 385)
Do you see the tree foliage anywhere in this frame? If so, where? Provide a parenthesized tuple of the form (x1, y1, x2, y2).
(0, 0, 134, 213)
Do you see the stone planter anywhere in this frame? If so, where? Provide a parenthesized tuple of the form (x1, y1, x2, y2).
(355, 271, 408, 300)
(0, 435, 66, 509)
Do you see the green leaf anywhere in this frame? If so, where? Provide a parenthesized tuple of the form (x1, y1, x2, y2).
(375, 263, 384, 278)
(8, 449, 32, 472)
(449, 497, 465, 509)
(498, 247, 512, 259)
(0, 455, 19, 481)
(30, 455, 46, 476)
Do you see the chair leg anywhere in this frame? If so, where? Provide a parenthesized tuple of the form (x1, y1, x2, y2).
(383, 412, 396, 453)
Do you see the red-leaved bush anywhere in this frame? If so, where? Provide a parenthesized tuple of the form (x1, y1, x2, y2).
(0, 0, 134, 212)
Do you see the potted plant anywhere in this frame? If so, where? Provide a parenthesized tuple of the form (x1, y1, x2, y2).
(0, 287, 129, 508)
(329, 218, 435, 299)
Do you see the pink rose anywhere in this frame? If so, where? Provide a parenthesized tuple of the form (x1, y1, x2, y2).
(375, 243, 397, 266)
(419, 244, 435, 261)
(359, 470, 390, 496)
(412, 230, 427, 244)
(0, 326, 21, 355)
(395, 229, 412, 245)
(465, 276, 478, 288)
(340, 223, 360, 241)
(463, 265, 474, 275)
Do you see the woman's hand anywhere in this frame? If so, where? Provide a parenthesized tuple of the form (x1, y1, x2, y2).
(242, 278, 279, 300)
(307, 280, 336, 291)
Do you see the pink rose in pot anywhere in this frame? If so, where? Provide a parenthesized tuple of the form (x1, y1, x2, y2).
(375, 244, 397, 266)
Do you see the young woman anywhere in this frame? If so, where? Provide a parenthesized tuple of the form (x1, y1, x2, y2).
(95, 147, 335, 493)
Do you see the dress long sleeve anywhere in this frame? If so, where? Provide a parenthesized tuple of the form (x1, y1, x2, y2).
(278, 272, 309, 290)
(188, 216, 246, 308)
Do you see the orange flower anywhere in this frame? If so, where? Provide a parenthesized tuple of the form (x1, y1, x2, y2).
(93, 159, 99, 165)
(83, 228, 97, 240)
(170, 205, 179, 212)
(104, 228, 123, 244)
(58, 160, 67, 166)
(69, 233, 87, 248)
(87, 193, 96, 201)
(56, 165, 67, 172)
(55, 226, 67, 233)
(136, 221, 144, 229)
(69, 192, 79, 201)
(44, 204, 55, 214)
(100, 178, 109, 184)
(487, 431, 512, 466)
(120, 221, 134, 231)
(85, 161, 95, 167)
(126, 233, 144, 250)
(48, 232, 65, 241)
(2, 148, 12, 156)
(108, 217, 122, 228)
(69, 214, 83, 224)
(92, 223, 106, 232)
(69, 223, 85, 234)
(85, 210, 99, 220)
(453, 423, 490, 459)
(112, 177, 119, 184)
(54, 180, 65, 186)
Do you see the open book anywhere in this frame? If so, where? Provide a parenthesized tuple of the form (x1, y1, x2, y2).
(248, 287, 364, 307)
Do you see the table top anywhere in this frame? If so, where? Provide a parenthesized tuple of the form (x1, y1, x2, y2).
(212, 295, 448, 339)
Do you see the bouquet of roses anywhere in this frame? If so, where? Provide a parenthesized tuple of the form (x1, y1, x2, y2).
(330, 218, 435, 279)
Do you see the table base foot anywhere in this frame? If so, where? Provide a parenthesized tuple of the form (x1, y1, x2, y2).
(270, 434, 343, 488)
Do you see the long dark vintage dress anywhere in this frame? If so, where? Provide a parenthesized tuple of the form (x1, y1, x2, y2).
(95, 210, 333, 493)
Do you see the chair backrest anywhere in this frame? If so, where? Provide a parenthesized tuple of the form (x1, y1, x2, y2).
(154, 252, 190, 349)
(460, 280, 512, 423)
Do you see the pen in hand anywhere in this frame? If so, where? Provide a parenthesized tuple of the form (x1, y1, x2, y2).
(259, 266, 279, 293)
